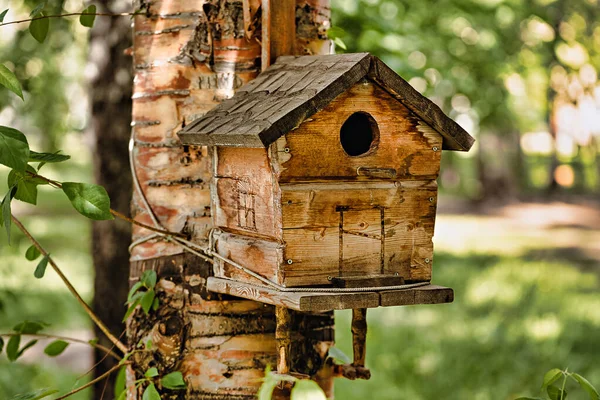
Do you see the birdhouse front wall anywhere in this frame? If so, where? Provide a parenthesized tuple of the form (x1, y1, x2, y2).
(271, 80, 444, 287)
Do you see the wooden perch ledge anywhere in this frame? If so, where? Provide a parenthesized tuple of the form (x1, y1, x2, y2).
(207, 277, 454, 312)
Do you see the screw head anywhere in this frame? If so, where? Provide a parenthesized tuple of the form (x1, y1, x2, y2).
(429, 197, 435, 202)
(327, 276, 333, 281)
(394, 272, 399, 276)
(432, 146, 439, 152)
(287, 259, 293, 264)
(425, 258, 430, 263)
(284, 147, 290, 153)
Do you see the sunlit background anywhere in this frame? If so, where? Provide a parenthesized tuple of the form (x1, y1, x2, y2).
(0, 0, 599, 399)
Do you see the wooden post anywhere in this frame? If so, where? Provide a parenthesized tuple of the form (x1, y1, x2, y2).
(351, 308, 367, 368)
(261, 0, 296, 70)
(275, 306, 292, 374)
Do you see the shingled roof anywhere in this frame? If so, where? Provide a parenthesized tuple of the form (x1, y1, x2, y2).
(178, 53, 475, 151)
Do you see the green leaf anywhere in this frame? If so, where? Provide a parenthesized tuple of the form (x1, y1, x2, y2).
(1, 186, 16, 242)
(0, 64, 23, 100)
(0, 9, 8, 23)
(44, 340, 68, 356)
(9, 388, 59, 400)
(114, 365, 127, 399)
(327, 346, 351, 365)
(17, 339, 38, 358)
(291, 380, 327, 400)
(8, 165, 45, 205)
(29, 2, 46, 17)
(13, 321, 47, 334)
(141, 270, 157, 288)
(29, 12, 49, 43)
(80, 5, 96, 28)
(145, 367, 159, 378)
(0, 336, 4, 353)
(145, 339, 153, 350)
(62, 182, 113, 220)
(127, 281, 143, 302)
(141, 289, 155, 315)
(333, 37, 347, 50)
(161, 371, 186, 390)
(543, 369, 564, 391)
(88, 338, 99, 346)
(142, 383, 161, 400)
(571, 373, 599, 400)
(29, 150, 70, 163)
(6, 334, 20, 361)
(25, 245, 41, 261)
(34, 254, 50, 279)
(547, 385, 567, 400)
(123, 299, 140, 322)
(152, 297, 159, 311)
(0, 126, 30, 172)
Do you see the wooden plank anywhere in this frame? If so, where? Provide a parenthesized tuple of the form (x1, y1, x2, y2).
(207, 277, 379, 311)
(208, 277, 453, 311)
(276, 81, 443, 181)
(261, 0, 296, 69)
(331, 275, 404, 288)
(379, 285, 454, 307)
(369, 57, 474, 151)
(213, 147, 282, 240)
(213, 231, 284, 286)
(281, 181, 437, 286)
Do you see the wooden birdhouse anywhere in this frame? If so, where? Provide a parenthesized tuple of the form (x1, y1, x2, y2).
(179, 52, 474, 377)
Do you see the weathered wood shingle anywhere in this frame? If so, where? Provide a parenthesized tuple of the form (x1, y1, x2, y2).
(178, 53, 475, 151)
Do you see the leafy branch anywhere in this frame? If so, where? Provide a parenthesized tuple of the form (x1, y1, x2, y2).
(0, 332, 121, 361)
(516, 367, 599, 400)
(0, 11, 140, 28)
(11, 214, 128, 354)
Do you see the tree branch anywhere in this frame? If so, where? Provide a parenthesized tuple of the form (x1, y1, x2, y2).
(0, 333, 121, 361)
(0, 12, 141, 27)
(54, 362, 126, 400)
(11, 214, 128, 354)
(25, 171, 187, 238)
(110, 209, 188, 238)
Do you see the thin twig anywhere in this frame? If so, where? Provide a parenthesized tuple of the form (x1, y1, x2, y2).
(54, 362, 126, 400)
(110, 209, 188, 238)
(0, 333, 121, 360)
(26, 171, 187, 238)
(0, 12, 141, 27)
(11, 215, 128, 354)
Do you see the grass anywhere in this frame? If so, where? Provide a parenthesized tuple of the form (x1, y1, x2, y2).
(0, 197, 599, 399)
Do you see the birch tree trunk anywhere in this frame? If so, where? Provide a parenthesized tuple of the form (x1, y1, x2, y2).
(128, 1, 334, 398)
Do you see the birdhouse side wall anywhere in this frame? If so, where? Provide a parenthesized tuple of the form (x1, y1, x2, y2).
(271, 81, 443, 287)
(211, 147, 284, 286)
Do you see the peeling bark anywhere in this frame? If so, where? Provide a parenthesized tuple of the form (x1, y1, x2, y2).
(129, 1, 334, 398)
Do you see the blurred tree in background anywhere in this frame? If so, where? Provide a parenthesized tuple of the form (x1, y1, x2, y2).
(331, 0, 600, 199)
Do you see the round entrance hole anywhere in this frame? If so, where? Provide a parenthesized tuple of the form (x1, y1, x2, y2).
(339, 112, 379, 157)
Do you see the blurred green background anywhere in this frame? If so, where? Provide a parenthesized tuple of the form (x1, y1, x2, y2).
(1, 0, 600, 399)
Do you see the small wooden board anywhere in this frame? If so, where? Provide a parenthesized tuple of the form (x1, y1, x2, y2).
(207, 277, 453, 312)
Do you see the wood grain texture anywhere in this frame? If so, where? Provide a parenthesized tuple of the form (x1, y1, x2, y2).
(208, 277, 454, 311)
(262, 0, 296, 69)
(208, 277, 380, 311)
(213, 147, 282, 239)
(178, 53, 474, 151)
(276, 81, 442, 181)
(213, 231, 284, 286)
(368, 57, 475, 151)
(280, 181, 437, 287)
